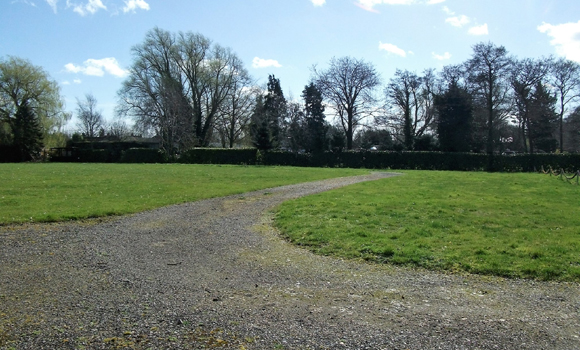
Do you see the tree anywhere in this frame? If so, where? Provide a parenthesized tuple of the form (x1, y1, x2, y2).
(250, 95, 274, 151)
(551, 58, 580, 152)
(313, 57, 380, 150)
(384, 69, 436, 150)
(12, 101, 43, 161)
(0, 56, 65, 147)
(215, 75, 256, 148)
(118, 27, 250, 153)
(435, 80, 473, 152)
(263, 75, 286, 148)
(564, 106, 580, 152)
(528, 82, 558, 153)
(356, 127, 392, 150)
(284, 100, 307, 152)
(302, 82, 327, 152)
(465, 42, 513, 167)
(510, 57, 552, 153)
(76, 93, 105, 138)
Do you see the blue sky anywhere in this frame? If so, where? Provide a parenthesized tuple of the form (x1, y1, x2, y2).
(2, 0, 580, 128)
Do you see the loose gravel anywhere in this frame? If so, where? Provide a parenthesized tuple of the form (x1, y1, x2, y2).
(1, 172, 580, 349)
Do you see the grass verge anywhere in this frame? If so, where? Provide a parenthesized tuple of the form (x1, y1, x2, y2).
(275, 171, 580, 282)
(0, 163, 369, 225)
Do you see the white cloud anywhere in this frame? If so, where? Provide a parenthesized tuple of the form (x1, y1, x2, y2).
(62, 81, 70, 85)
(426, 0, 445, 4)
(311, 0, 325, 6)
(73, 79, 82, 84)
(446, 15, 470, 27)
(65, 58, 128, 77)
(66, 0, 106, 16)
(45, 0, 57, 12)
(355, 0, 415, 13)
(252, 57, 282, 69)
(378, 42, 407, 57)
(432, 52, 452, 60)
(123, 0, 149, 13)
(442, 6, 453, 15)
(538, 21, 580, 63)
(468, 23, 489, 36)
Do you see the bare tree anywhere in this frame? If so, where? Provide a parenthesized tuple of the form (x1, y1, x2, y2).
(383, 69, 436, 149)
(118, 27, 251, 153)
(312, 57, 380, 150)
(465, 42, 513, 161)
(76, 93, 104, 138)
(551, 58, 580, 151)
(215, 77, 257, 148)
(510, 57, 552, 153)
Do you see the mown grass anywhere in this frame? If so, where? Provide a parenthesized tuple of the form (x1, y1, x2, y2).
(0, 163, 369, 224)
(275, 171, 580, 282)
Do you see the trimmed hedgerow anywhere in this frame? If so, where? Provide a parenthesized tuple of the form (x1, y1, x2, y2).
(120, 148, 167, 163)
(179, 148, 258, 165)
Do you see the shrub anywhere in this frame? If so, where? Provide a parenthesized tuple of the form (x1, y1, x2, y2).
(180, 148, 258, 165)
(121, 148, 166, 163)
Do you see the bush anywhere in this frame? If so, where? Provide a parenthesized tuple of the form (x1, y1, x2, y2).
(180, 148, 258, 165)
(121, 148, 166, 163)
(77, 149, 110, 163)
(0, 144, 21, 163)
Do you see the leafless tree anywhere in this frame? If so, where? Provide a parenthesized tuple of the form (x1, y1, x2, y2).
(118, 27, 251, 153)
(383, 69, 437, 149)
(312, 57, 380, 149)
(215, 77, 257, 148)
(76, 93, 104, 138)
(550, 57, 580, 151)
(510, 57, 552, 153)
(465, 42, 513, 159)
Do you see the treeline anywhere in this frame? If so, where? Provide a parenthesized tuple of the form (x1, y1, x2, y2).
(2, 27, 580, 164)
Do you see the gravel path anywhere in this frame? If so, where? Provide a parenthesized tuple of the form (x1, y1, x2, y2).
(1, 172, 580, 349)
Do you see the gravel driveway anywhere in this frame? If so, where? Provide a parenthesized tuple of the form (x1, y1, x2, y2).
(1, 172, 579, 349)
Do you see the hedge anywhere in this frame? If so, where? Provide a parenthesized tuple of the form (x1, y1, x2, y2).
(0, 145, 21, 163)
(120, 148, 166, 163)
(180, 148, 257, 165)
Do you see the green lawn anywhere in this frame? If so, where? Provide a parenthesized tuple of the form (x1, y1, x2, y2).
(0, 163, 369, 224)
(275, 171, 580, 281)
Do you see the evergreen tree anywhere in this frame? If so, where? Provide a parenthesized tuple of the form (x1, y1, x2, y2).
(529, 82, 558, 153)
(302, 83, 327, 153)
(263, 75, 286, 148)
(11, 102, 43, 161)
(435, 81, 473, 152)
(250, 95, 274, 151)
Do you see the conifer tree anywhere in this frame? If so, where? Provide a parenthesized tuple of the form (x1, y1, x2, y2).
(302, 83, 327, 152)
(12, 102, 43, 161)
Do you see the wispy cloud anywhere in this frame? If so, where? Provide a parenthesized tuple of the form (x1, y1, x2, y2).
(446, 15, 470, 27)
(252, 57, 282, 69)
(311, 0, 326, 6)
(378, 42, 408, 57)
(468, 24, 489, 36)
(45, 0, 57, 12)
(355, 0, 445, 13)
(538, 21, 580, 63)
(66, 0, 106, 16)
(432, 52, 452, 60)
(123, 0, 149, 13)
(65, 58, 128, 77)
(355, 0, 416, 13)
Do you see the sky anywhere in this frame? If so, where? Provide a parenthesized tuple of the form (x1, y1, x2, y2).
(1, 0, 580, 129)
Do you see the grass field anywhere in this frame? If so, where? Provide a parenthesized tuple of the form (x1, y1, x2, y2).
(0, 163, 369, 224)
(275, 171, 580, 282)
